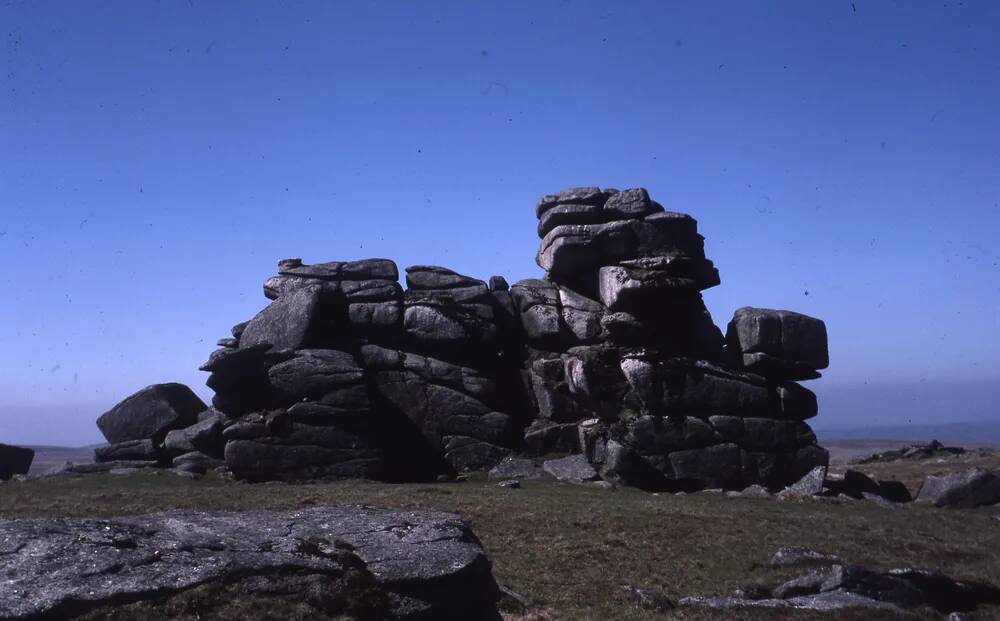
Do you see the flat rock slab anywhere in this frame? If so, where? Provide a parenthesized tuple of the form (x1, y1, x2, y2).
(488, 457, 543, 481)
(679, 590, 906, 613)
(96, 383, 206, 445)
(542, 454, 599, 482)
(0, 507, 501, 620)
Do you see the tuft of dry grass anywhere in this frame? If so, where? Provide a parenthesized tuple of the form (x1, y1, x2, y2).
(2, 469, 999, 620)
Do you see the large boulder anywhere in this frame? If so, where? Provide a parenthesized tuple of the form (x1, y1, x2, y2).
(916, 467, 1000, 508)
(0, 507, 501, 620)
(726, 307, 829, 380)
(0, 443, 34, 480)
(96, 383, 207, 445)
(537, 211, 710, 280)
(162, 409, 226, 457)
(239, 285, 326, 351)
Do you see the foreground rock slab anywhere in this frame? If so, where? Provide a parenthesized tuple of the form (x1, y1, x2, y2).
(0, 507, 501, 620)
(681, 548, 1000, 615)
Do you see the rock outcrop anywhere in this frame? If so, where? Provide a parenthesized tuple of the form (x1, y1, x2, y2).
(857, 439, 965, 463)
(0, 507, 501, 620)
(518, 187, 828, 491)
(680, 548, 1000, 614)
(0, 443, 34, 480)
(96, 186, 831, 490)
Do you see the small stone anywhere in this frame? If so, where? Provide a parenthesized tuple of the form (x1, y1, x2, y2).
(622, 583, 674, 612)
(770, 547, 842, 568)
(778, 465, 826, 499)
(497, 479, 520, 489)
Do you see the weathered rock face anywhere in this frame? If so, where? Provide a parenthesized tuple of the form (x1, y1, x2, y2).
(98, 186, 830, 490)
(96, 383, 207, 445)
(0, 507, 501, 620)
(0, 443, 34, 480)
(516, 187, 829, 491)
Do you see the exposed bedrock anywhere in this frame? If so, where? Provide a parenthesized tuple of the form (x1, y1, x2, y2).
(0, 507, 501, 621)
(97, 186, 830, 490)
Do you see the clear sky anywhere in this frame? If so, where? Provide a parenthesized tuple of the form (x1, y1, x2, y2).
(2, 1, 998, 445)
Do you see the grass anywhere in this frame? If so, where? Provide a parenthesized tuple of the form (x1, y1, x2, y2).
(3, 469, 1000, 620)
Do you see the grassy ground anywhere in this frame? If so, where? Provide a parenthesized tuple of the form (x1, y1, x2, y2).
(3, 468, 1000, 620)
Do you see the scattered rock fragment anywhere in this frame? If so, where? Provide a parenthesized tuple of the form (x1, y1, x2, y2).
(94, 187, 833, 490)
(96, 383, 207, 445)
(771, 547, 843, 568)
(622, 583, 675, 612)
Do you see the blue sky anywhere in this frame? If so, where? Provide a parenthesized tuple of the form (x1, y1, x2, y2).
(2, 1, 998, 445)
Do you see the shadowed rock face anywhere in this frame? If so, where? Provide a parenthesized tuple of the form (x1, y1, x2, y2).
(0, 507, 501, 621)
(916, 467, 1000, 508)
(96, 383, 206, 445)
(97, 186, 830, 490)
(0, 444, 34, 480)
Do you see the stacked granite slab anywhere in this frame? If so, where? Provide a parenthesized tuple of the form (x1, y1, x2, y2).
(514, 187, 829, 490)
(200, 259, 524, 480)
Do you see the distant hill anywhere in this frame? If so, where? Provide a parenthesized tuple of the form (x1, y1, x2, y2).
(25, 445, 97, 475)
(816, 419, 1000, 446)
